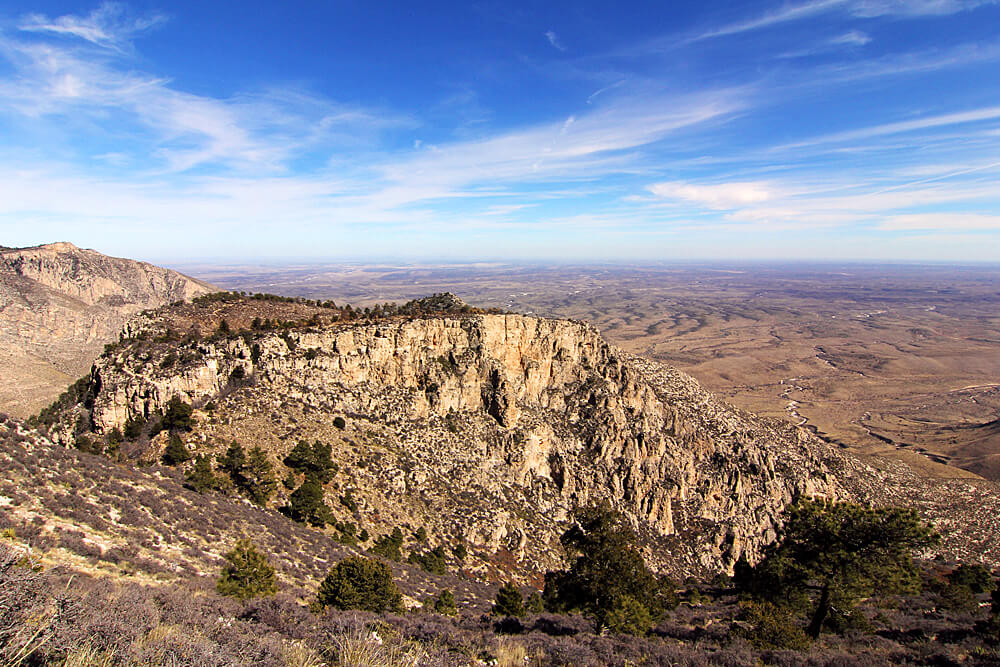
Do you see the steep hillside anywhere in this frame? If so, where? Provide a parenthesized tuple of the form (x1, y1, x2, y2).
(0, 415, 488, 611)
(42, 294, 1000, 580)
(0, 242, 215, 417)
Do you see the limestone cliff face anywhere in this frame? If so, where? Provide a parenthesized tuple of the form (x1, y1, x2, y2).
(0, 242, 214, 416)
(85, 312, 848, 576)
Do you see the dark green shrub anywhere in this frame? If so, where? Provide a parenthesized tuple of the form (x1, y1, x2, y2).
(316, 556, 403, 613)
(218, 442, 276, 505)
(432, 589, 457, 616)
(185, 455, 221, 493)
(408, 546, 447, 575)
(287, 476, 332, 527)
(216, 539, 277, 601)
(123, 415, 146, 440)
(161, 433, 191, 466)
(736, 601, 811, 650)
(161, 397, 194, 433)
(332, 416, 346, 429)
(542, 504, 677, 632)
(493, 582, 524, 618)
(339, 489, 358, 512)
(526, 591, 544, 613)
(950, 563, 996, 594)
(372, 528, 404, 561)
(605, 596, 653, 636)
(283, 440, 337, 483)
(74, 434, 100, 455)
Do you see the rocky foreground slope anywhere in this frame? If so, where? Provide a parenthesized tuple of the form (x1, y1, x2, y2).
(42, 294, 1000, 580)
(0, 242, 215, 417)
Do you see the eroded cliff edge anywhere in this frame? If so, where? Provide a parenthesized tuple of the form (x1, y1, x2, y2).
(61, 306, 864, 578)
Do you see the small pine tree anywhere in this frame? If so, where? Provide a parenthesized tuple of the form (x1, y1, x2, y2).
(432, 589, 458, 616)
(316, 556, 403, 613)
(162, 433, 191, 466)
(124, 415, 146, 440)
(371, 527, 404, 561)
(288, 475, 332, 527)
(216, 539, 277, 601)
(243, 446, 278, 506)
(218, 442, 247, 488)
(282, 440, 337, 484)
(605, 596, 654, 636)
(408, 545, 447, 575)
(185, 454, 219, 493)
(739, 499, 938, 639)
(161, 397, 194, 432)
(493, 582, 525, 618)
(526, 591, 545, 613)
(542, 504, 677, 632)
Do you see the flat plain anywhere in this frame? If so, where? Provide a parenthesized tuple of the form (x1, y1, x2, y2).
(177, 261, 1000, 482)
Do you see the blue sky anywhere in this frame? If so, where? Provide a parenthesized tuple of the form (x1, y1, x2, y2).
(1, 1, 999, 262)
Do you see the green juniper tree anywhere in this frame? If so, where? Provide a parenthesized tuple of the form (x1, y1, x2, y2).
(161, 397, 194, 432)
(737, 498, 938, 639)
(161, 433, 191, 466)
(371, 527, 404, 561)
(283, 440, 337, 482)
(185, 454, 220, 493)
(218, 442, 276, 505)
(432, 589, 458, 616)
(543, 504, 677, 633)
(243, 446, 277, 506)
(216, 538, 277, 601)
(287, 475, 333, 526)
(408, 545, 447, 575)
(493, 582, 524, 618)
(315, 556, 403, 613)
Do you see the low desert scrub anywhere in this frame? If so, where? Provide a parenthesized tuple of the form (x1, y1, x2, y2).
(282, 641, 324, 667)
(325, 624, 427, 667)
(60, 644, 115, 667)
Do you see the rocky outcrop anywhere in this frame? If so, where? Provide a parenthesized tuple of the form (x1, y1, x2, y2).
(83, 311, 854, 577)
(0, 242, 214, 416)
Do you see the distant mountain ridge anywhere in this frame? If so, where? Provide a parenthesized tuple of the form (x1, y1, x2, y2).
(0, 242, 215, 417)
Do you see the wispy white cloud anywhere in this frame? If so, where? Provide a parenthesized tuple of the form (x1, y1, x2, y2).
(850, 0, 999, 18)
(830, 30, 871, 46)
(689, 0, 996, 43)
(544, 30, 566, 52)
(647, 181, 777, 209)
(19, 2, 166, 52)
(0, 29, 412, 173)
(775, 106, 1000, 150)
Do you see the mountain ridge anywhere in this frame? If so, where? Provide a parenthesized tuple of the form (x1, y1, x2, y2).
(38, 293, 1000, 580)
(0, 242, 215, 417)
